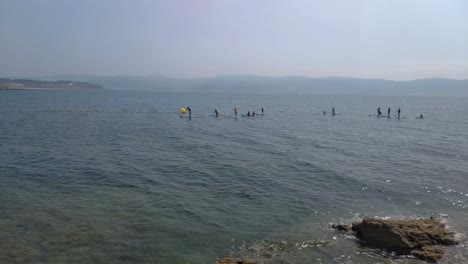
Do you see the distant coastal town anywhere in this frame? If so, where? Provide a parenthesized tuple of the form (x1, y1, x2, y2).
(0, 78, 104, 90)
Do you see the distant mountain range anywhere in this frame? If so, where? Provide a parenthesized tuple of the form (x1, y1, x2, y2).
(3, 75, 468, 94)
(0, 78, 103, 90)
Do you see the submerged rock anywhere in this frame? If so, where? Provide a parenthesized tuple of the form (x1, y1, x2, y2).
(331, 224, 353, 234)
(212, 239, 332, 264)
(334, 217, 458, 262)
(214, 257, 257, 264)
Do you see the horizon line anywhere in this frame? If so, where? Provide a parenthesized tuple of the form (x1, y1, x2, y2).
(2, 74, 468, 82)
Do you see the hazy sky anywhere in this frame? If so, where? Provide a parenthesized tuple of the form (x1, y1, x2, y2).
(1, 0, 467, 79)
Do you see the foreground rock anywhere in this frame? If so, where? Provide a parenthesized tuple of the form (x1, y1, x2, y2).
(213, 257, 257, 264)
(333, 217, 458, 262)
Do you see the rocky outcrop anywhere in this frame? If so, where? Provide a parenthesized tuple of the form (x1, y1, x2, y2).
(333, 217, 458, 262)
(214, 257, 257, 264)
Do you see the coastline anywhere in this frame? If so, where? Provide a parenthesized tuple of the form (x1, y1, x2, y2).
(0, 87, 103, 90)
(0, 78, 104, 90)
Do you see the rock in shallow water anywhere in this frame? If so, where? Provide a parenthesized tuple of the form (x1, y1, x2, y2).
(331, 224, 353, 234)
(334, 217, 458, 262)
(214, 257, 257, 264)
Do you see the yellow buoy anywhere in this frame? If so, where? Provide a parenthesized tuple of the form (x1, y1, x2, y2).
(180, 107, 187, 114)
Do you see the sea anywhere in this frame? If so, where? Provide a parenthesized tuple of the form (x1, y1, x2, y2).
(1, 90, 467, 264)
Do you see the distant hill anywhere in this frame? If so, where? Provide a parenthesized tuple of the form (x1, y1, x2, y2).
(31, 75, 468, 95)
(0, 78, 104, 90)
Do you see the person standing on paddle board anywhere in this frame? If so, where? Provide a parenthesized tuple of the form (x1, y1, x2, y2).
(377, 106, 381, 117)
(214, 109, 219, 117)
(387, 107, 391, 117)
(187, 106, 191, 117)
(234, 107, 238, 116)
(261, 107, 264, 115)
(397, 108, 401, 119)
(332, 108, 336, 116)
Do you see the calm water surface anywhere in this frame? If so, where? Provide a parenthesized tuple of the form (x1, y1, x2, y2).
(1, 90, 467, 263)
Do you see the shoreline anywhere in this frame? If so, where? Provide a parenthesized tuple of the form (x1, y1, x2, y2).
(0, 87, 103, 90)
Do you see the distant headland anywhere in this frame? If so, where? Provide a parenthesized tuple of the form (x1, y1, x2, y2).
(27, 74, 468, 95)
(0, 78, 104, 90)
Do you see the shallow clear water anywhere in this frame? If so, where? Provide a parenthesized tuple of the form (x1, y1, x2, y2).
(1, 90, 467, 263)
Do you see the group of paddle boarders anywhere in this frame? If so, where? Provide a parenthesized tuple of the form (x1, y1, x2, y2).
(182, 106, 264, 118)
(184, 106, 423, 119)
(211, 107, 264, 117)
(243, 107, 264, 117)
(225, 107, 263, 117)
(377, 106, 402, 118)
(376, 106, 423, 119)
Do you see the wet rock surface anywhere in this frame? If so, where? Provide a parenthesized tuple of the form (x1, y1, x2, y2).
(333, 217, 459, 262)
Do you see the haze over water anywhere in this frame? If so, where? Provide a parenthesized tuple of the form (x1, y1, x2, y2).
(1, 1, 467, 79)
(1, 90, 467, 263)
